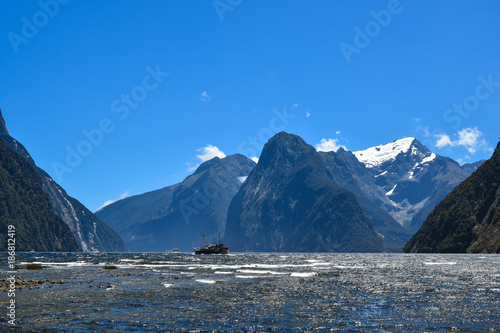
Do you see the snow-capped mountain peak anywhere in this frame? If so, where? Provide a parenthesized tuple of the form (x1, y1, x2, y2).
(353, 137, 416, 168)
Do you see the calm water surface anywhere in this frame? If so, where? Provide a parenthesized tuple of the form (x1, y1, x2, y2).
(1, 252, 499, 332)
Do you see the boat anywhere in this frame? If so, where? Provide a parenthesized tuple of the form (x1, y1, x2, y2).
(194, 232, 229, 254)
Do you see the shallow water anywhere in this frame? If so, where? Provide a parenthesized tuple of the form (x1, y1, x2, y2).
(1, 252, 499, 332)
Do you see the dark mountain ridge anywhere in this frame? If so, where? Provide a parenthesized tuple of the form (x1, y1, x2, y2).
(405, 141, 500, 253)
(225, 132, 385, 252)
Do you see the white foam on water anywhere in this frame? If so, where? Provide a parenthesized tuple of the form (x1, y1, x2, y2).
(24, 261, 91, 268)
(235, 275, 258, 279)
(214, 271, 233, 275)
(114, 264, 138, 269)
(196, 279, 217, 284)
(236, 269, 287, 275)
(290, 272, 317, 277)
(119, 259, 142, 262)
(332, 265, 363, 269)
(139, 264, 173, 268)
(309, 262, 330, 267)
(423, 262, 457, 266)
(163, 283, 174, 288)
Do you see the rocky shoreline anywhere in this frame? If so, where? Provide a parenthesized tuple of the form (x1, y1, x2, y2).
(0, 278, 65, 292)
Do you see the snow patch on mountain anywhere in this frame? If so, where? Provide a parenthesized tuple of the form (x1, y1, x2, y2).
(386, 184, 397, 196)
(353, 137, 415, 168)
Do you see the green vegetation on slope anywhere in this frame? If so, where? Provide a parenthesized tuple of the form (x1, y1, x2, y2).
(0, 139, 79, 252)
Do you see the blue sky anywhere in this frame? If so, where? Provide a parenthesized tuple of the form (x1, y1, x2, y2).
(1, 0, 499, 212)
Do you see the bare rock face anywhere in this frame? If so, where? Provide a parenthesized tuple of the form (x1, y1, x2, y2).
(0, 109, 9, 136)
(225, 132, 385, 253)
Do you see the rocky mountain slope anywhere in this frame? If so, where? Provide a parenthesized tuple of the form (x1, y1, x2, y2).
(0, 138, 79, 252)
(319, 149, 412, 250)
(404, 141, 500, 253)
(97, 154, 255, 252)
(225, 132, 385, 252)
(352, 138, 471, 232)
(0, 109, 125, 252)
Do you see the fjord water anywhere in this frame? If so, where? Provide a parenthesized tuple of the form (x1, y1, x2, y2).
(1, 253, 499, 332)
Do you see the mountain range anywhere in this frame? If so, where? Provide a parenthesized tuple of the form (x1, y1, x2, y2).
(96, 154, 255, 252)
(98, 131, 484, 252)
(405, 141, 500, 253)
(0, 109, 125, 252)
(4, 103, 492, 253)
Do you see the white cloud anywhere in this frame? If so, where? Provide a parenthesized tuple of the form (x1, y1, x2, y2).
(434, 127, 491, 154)
(335, 130, 341, 135)
(418, 126, 432, 138)
(435, 134, 453, 148)
(237, 176, 248, 184)
(187, 144, 226, 172)
(196, 144, 226, 162)
(306, 111, 311, 118)
(200, 91, 211, 102)
(315, 138, 347, 153)
(251, 157, 259, 163)
(456, 127, 488, 153)
(97, 190, 130, 211)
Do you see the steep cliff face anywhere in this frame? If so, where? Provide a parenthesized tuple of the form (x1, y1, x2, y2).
(97, 154, 256, 252)
(0, 108, 125, 252)
(225, 132, 385, 252)
(0, 139, 80, 252)
(319, 149, 411, 251)
(405, 142, 500, 253)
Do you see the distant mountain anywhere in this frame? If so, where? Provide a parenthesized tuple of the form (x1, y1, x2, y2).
(319, 149, 412, 251)
(96, 154, 256, 252)
(0, 109, 125, 252)
(0, 138, 79, 252)
(461, 160, 485, 174)
(225, 132, 385, 252)
(352, 138, 471, 232)
(405, 141, 500, 253)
